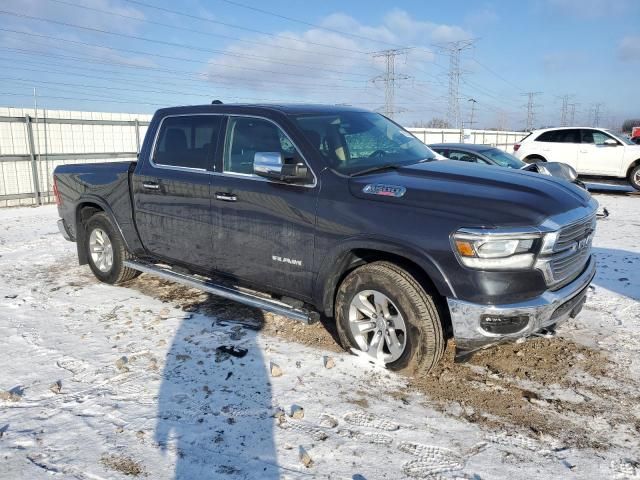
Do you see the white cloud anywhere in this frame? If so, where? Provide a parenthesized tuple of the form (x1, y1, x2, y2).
(202, 10, 470, 98)
(617, 35, 640, 62)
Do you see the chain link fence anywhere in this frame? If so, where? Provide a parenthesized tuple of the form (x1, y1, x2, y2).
(0, 108, 527, 208)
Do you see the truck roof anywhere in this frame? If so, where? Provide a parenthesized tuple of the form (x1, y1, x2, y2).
(154, 103, 370, 117)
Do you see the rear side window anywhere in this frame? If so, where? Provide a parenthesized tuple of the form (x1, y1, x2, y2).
(154, 115, 223, 170)
(535, 129, 580, 143)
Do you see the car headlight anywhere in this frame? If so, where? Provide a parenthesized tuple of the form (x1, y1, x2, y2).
(452, 230, 542, 269)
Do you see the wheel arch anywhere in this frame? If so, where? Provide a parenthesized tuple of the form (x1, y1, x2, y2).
(626, 159, 640, 177)
(74, 196, 130, 265)
(315, 241, 455, 335)
(524, 154, 547, 163)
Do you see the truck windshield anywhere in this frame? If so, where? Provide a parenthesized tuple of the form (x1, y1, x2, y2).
(479, 148, 526, 169)
(291, 112, 436, 175)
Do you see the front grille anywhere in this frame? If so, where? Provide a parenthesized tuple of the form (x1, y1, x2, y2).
(554, 213, 596, 252)
(546, 213, 596, 288)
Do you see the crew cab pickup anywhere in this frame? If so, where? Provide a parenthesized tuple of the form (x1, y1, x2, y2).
(54, 104, 597, 374)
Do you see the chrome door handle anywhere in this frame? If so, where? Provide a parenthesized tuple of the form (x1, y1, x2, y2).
(215, 192, 237, 202)
(142, 182, 159, 190)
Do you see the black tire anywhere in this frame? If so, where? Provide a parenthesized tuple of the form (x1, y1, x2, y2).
(629, 164, 640, 190)
(84, 212, 140, 284)
(335, 261, 445, 375)
(524, 155, 546, 164)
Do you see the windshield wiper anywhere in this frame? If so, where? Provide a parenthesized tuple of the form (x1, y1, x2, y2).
(350, 163, 401, 177)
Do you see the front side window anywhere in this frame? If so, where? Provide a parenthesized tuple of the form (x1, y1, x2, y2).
(154, 115, 222, 170)
(223, 117, 299, 175)
(582, 129, 618, 145)
(292, 112, 436, 175)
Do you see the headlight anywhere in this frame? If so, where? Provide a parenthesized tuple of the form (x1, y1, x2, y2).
(452, 230, 542, 269)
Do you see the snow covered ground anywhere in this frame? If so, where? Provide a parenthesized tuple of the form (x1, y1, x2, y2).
(0, 193, 638, 480)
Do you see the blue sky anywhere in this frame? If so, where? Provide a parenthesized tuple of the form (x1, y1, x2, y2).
(1, 0, 638, 129)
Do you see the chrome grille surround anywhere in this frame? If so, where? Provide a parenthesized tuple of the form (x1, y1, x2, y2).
(535, 202, 598, 289)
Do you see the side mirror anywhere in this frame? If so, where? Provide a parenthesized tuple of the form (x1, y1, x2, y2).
(603, 139, 618, 147)
(254, 152, 308, 183)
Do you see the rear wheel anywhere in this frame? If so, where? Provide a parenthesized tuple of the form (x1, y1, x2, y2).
(335, 261, 445, 375)
(85, 212, 140, 284)
(629, 164, 640, 190)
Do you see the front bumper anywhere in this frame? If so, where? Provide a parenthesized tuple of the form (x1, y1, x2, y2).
(447, 255, 596, 358)
(57, 218, 74, 242)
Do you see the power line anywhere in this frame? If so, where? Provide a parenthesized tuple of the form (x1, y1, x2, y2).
(0, 27, 367, 83)
(0, 10, 372, 77)
(435, 39, 477, 128)
(216, 0, 409, 48)
(45, 0, 368, 64)
(124, 0, 370, 54)
(371, 49, 411, 119)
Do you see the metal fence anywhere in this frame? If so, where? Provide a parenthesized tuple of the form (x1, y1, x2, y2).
(0, 108, 528, 208)
(0, 108, 152, 207)
(406, 127, 527, 150)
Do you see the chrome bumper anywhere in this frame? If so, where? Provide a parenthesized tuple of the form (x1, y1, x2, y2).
(447, 256, 596, 357)
(57, 218, 74, 242)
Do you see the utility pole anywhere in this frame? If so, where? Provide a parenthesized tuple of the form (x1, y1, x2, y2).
(371, 48, 411, 119)
(435, 39, 476, 129)
(467, 98, 477, 128)
(522, 91, 542, 131)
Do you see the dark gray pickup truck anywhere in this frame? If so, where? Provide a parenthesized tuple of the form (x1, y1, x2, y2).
(54, 104, 597, 374)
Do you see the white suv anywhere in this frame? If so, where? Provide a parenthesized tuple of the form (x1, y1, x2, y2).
(513, 127, 640, 190)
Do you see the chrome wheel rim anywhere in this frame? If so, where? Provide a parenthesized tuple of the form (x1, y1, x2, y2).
(89, 228, 113, 273)
(348, 289, 407, 363)
(634, 170, 640, 186)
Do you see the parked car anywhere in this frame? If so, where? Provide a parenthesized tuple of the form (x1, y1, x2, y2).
(429, 143, 586, 189)
(53, 104, 597, 374)
(513, 127, 640, 190)
(631, 136, 640, 145)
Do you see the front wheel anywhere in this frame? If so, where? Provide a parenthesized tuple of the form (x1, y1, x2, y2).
(85, 212, 140, 284)
(629, 164, 640, 190)
(335, 261, 445, 374)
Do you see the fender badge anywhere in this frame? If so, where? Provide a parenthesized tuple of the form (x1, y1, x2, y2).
(362, 184, 406, 198)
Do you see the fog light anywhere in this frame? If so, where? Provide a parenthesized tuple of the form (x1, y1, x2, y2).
(480, 314, 529, 334)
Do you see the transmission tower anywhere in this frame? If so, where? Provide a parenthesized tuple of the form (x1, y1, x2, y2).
(435, 39, 476, 128)
(467, 98, 478, 128)
(568, 103, 579, 126)
(371, 48, 411, 119)
(522, 92, 542, 131)
(559, 94, 571, 126)
(593, 103, 603, 126)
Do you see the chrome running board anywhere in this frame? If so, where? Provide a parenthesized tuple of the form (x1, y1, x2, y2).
(124, 260, 319, 324)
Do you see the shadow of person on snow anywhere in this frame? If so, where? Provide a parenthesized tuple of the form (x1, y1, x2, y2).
(154, 294, 280, 479)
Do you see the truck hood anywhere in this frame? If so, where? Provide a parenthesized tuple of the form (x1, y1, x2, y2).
(348, 160, 593, 227)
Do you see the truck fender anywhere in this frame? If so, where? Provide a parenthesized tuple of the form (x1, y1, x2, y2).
(313, 236, 456, 317)
(74, 194, 140, 265)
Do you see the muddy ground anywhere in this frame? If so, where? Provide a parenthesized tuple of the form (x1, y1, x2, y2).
(124, 272, 640, 454)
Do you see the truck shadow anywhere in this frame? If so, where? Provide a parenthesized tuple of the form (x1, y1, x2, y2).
(592, 247, 639, 301)
(128, 277, 281, 479)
